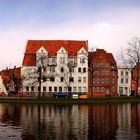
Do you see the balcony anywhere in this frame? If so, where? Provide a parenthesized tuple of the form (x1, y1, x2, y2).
(68, 61, 77, 67)
(68, 57, 77, 67)
(48, 57, 57, 66)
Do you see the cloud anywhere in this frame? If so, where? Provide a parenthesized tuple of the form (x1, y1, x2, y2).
(0, 7, 140, 69)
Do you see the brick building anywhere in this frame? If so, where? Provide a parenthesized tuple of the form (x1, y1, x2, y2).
(0, 67, 21, 94)
(88, 49, 118, 97)
(131, 64, 140, 96)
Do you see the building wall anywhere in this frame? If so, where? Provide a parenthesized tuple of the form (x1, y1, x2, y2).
(0, 75, 7, 93)
(118, 68, 131, 96)
(21, 46, 88, 96)
(88, 49, 118, 97)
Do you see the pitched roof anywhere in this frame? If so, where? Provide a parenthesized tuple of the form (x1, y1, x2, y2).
(22, 40, 88, 66)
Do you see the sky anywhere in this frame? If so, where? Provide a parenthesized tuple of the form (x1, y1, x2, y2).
(0, 0, 140, 69)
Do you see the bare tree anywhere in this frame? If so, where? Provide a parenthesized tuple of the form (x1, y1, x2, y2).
(57, 58, 75, 95)
(23, 51, 55, 98)
(121, 37, 140, 96)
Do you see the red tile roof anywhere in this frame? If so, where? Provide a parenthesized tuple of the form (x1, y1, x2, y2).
(22, 40, 88, 66)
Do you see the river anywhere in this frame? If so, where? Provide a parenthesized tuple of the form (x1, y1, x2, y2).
(0, 103, 139, 140)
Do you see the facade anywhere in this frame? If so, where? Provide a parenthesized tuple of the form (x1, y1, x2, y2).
(118, 67, 131, 96)
(21, 40, 88, 96)
(0, 73, 7, 93)
(131, 64, 140, 96)
(88, 49, 118, 97)
(0, 67, 21, 94)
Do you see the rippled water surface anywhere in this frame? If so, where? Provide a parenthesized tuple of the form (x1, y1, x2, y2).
(0, 103, 140, 140)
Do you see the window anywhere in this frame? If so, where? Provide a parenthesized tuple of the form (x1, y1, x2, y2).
(125, 87, 128, 94)
(61, 77, 64, 82)
(68, 87, 72, 92)
(80, 57, 85, 63)
(31, 86, 34, 92)
(78, 67, 81, 73)
(106, 79, 109, 83)
(101, 79, 104, 84)
(125, 79, 128, 84)
(49, 57, 56, 64)
(64, 87, 67, 92)
(96, 71, 99, 75)
(121, 79, 124, 84)
(43, 67, 46, 72)
(93, 79, 96, 83)
(83, 68, 86, 73)
(43, 76, 47, 82)
(60, 67, 64, 72)
(96, 87, 100, 92)
(50, 77, 55, 82)
(83, 87, 87, 92)
(125, 71, 128, 76)
(97, 79, 100, 84)
(83, 77, 86, 83)
(111, 71, 115, 76)
(43, 86, 46, 92)
(106, 71, 109, 75)
(38, 86, 40, 92)
(106, 64, 109, 67)
(50, 67, 55, 72)
(101, 71, 104, 75)
(112, 87, 115, 92)
(59, 87, 62, 92)
(78, 77, 81, 82)
(69, 77, 74, 82)
(60, 58, 65, 64)
(69, 67, 74, 72)
(121, 71, 124, 76)
(119, 87, 123, 95)
(26, 86, 29, 92)
(49, 87, 52, 92)
(54, 87, 57, 92)
(78, 87, 82, 92)
(73, 87, 77, 92)
(101, 87, 104, 92)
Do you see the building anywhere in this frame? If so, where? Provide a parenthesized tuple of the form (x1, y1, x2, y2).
(88, 49, 118, 97)
(21, 40, 88, 96)
(0, 73, 7, 93)
(0, 67, 21, 94)
(131, 64, 140, 96)
(118, 67, 131, 96)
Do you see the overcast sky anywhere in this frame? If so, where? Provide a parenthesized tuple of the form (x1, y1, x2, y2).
(0, 0, 140, 69)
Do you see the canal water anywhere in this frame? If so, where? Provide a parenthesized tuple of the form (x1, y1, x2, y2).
(0, 103, 139, 140)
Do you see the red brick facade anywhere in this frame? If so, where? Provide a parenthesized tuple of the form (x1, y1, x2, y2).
(88, 49, 118, 97)
(131, 64, 140, 96)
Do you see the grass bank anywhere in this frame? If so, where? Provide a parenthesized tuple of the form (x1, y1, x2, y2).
(0, 96, 140, 104)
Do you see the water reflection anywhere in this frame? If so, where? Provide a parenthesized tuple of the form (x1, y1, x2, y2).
(0, 103, 140, 139)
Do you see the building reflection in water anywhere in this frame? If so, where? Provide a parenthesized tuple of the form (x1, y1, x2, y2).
(0, 103, 140, 139)
(88, 104, 118, 140)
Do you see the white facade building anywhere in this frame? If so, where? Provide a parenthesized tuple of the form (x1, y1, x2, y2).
(118, 67, 131, 96)
(21, 40, 88, 96)
(0, 75, 7, 93)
